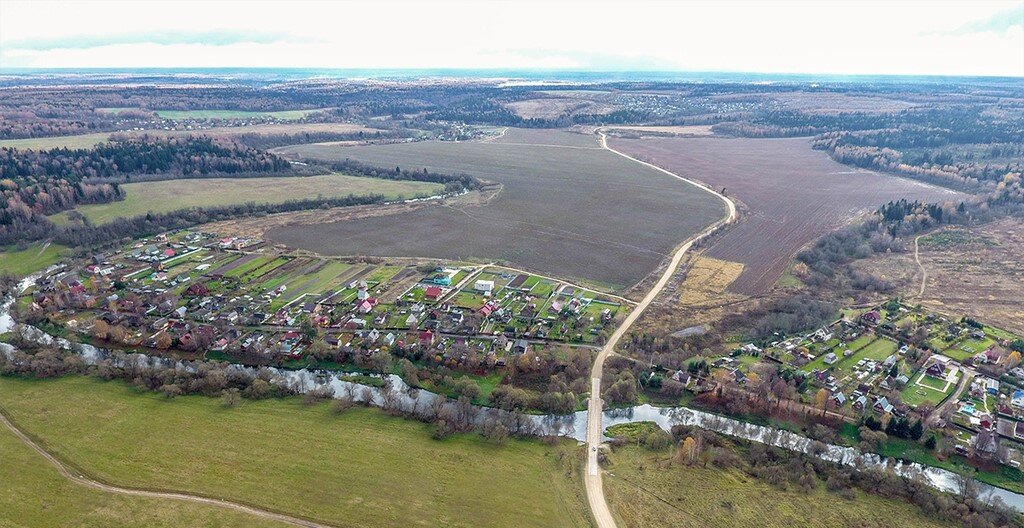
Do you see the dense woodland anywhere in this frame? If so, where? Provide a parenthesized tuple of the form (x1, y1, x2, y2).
(0, 136, 292, 245)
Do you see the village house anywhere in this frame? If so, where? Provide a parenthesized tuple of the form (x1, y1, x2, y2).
(874, 396, 894, 415)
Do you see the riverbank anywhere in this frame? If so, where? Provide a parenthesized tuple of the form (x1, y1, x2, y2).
(0, 374, 591, 528)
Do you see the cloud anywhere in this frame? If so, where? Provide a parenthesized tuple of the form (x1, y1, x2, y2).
(942, 4, 1023, 35)
(5, 29, 311, 51)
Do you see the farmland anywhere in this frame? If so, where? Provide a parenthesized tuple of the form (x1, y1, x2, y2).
(0, 122, 383, 151)
(49, 173, 444, 225)
(608, 136, 966, 295)
(603, 445, 950, 528)
(270, 128, 728, 290)
(0, 376, 591, 528)
(503, 98, 616, 119)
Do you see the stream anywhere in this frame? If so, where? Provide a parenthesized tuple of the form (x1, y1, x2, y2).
(1, 270, 1021, 512)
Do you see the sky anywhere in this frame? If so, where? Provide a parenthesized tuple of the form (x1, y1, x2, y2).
(1, 0, 1022, 76)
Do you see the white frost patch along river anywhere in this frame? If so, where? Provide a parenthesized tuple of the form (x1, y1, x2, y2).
(1, 273, 1021, 512)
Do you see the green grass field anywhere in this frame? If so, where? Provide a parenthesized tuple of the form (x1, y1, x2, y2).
(0, 243, 68, 276)
(0, 132, 113, 150)
(0, 123, 377, 151)
(50, 174, 444, 225)
(0, 376, 590, 528)
(901, 370, 957, 408)
(603, 446, 950, 528)
(0, 425, 285, 527)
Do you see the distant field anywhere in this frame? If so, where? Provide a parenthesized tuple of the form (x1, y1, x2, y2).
(610, 136, 967, 295)
(604, 446, 949, 528)
(98, 107, 322, 120)
(606, 125, 714, 136)
(270, 129, 727, 290)
(0, 243, 68, 276)
(0, 376, 591, 528)
(0, 132, 114, 150)
(0, 123, 381, 151)
(51, 174, 444, 225)
(503, 98, 616, 119)
(0, 425, 284, 527)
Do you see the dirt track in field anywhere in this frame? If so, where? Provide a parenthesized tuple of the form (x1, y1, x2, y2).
(609, 136, 967, 295)
(0, 410, 325, 528)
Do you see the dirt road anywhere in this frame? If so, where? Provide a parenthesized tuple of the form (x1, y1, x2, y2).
(583, 130, 736, 528)
(0, 410, 330, 528)
(913, 234, 927, 298)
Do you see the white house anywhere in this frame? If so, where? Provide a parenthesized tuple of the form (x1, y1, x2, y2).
(474, 279, 495, 294)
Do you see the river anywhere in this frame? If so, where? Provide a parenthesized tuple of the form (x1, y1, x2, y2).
(1, 271, 1021, 512)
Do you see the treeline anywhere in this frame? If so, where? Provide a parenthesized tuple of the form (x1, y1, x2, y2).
(720, 295, 840, 341)
(327, 158, 481, 191)
(1, 135, 290, 182)
(658, 424, 1021, 528)
(0, 339, 552, 445)
(232, 129, 410, 150)
(52, 193, 397, 247)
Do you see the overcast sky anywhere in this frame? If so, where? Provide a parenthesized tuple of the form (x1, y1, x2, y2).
(1, 0, 1022, 76)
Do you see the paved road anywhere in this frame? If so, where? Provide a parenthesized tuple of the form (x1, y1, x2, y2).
(0, 410, 330, 528)
(583, 130, 737, 528)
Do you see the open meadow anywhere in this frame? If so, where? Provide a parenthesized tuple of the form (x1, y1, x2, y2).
(0, 243, 68, 276)
(0, 123, 381, 151)
(603, 445, 950, 528)
(269, 129, 727, 290)
(856, 218, 1024, 335)
(0, 376, 592, 528)
(609, 136, 966, 295)
(0, 424, 286, 528)
(49, 173, 444, 225)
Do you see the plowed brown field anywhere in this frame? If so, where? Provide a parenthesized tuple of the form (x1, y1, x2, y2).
(609, 136, 967, 295)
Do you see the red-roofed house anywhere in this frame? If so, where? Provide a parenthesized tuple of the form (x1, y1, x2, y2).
(425, 286, 442, 300)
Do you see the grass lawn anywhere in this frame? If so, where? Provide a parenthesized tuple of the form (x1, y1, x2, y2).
(0, 376, 590, 528)
(901, 371, 957, 408)
(0, 425, 285, 528)
(857, 338, 898, 361)
(943, 337, 995, 362)
(0, 243, 68, 276)
(50, 174, 444, 225)
(603, 446, 950, 528)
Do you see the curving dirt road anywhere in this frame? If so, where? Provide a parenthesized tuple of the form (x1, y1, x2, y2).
(583, 131, 737, 528)
(0, 410, 331, 528)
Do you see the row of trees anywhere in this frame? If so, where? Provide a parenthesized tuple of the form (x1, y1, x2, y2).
(0, 338, 554, 445)
(659, 425, 1020, 528)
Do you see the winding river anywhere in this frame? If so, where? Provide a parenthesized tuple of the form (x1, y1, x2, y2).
(1, 272, 1021, 512)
